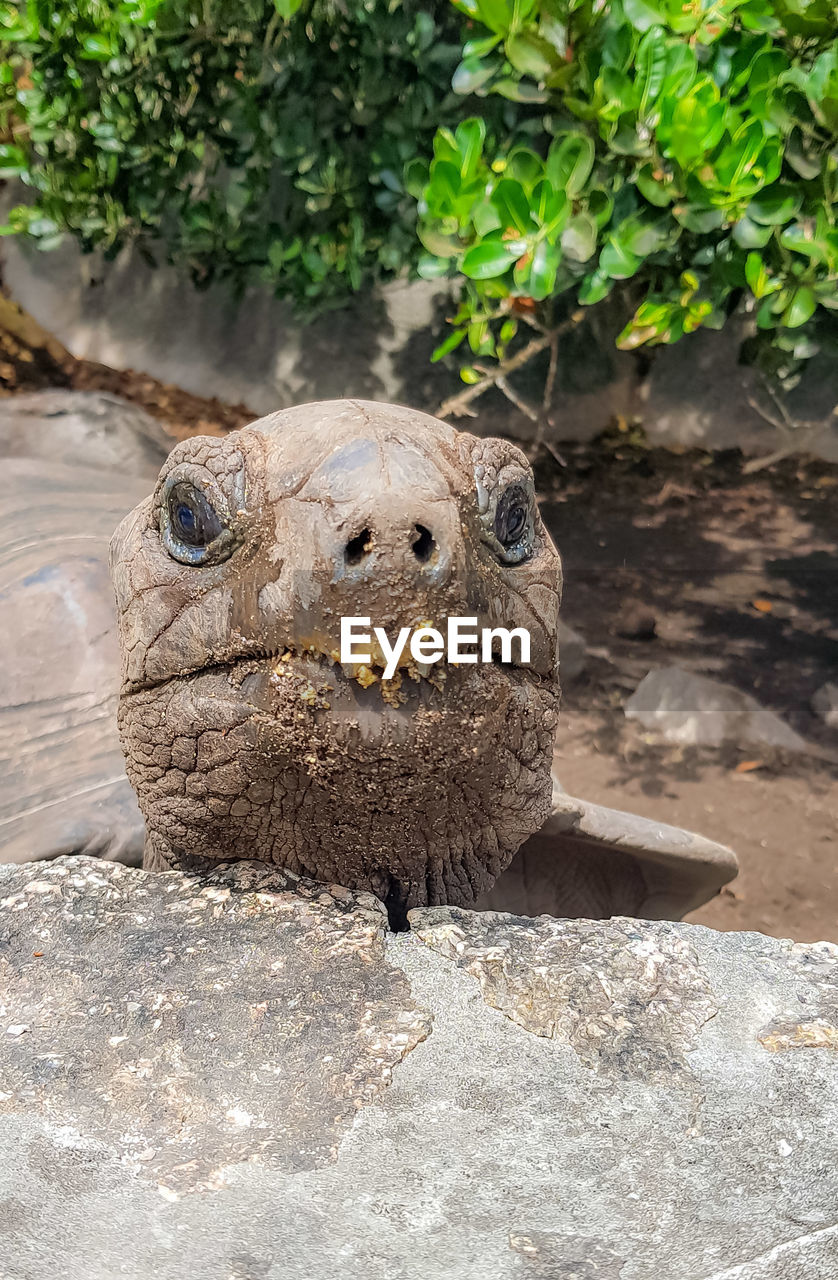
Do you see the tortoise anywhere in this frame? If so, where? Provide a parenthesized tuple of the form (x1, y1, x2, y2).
(0, 392, 737, 926)
(108, 397, 737, 925)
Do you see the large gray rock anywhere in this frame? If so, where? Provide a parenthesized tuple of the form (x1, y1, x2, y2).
(625, 666, 810, 752)
(0, 390, 171, 472)
(3, 856, 838, 1279)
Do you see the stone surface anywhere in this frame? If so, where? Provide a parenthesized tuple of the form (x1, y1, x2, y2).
(0, 390, 171, 472)
(638, 312, 838, 463)
(4, 856, 838, 1279)
(812, 682, 838, 729)
(625, 666, 810, 752)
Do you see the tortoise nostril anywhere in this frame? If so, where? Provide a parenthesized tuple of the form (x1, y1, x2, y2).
(345, 528, 373, 565)
(412, 524, 436, 564)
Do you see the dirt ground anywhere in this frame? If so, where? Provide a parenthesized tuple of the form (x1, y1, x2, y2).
(534, 431, 837, 943)
(1, 311, 835, 943)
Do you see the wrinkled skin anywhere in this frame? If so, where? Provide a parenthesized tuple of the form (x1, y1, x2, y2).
(111, 400, 561, 924)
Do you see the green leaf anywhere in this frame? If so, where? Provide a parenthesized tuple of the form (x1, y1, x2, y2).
(748, 185, 802, 226)
(623, 0, 666, 32)
(418, 226, 462, 258)
(473, 199, 504, 236)
(673, 203, 725, 233)
(505, 32, 558, 80)
(417, 254, 451, 280)
(617, 299, 677, 348)
(546, 134, 595, 197)
(578, 270, 615, 304)
(491, 78, 549, 102)
(661, 81, 725, 168)
(521, 238, 560, 296)
(80, 35, 116, 60)
(635, 164, 676, 207)
(587, 189, 614, 228)
(785, 133, 822, 181)
(492, 179, 532, 233)
(618, 212, 673, 256)
(454, 118, 486, 177)
(635, 26, 668, 112)
(562, 213, 598, 262)
(431, 328, 467, 360)
(600, 237, 642, 279)
(0, 144, 26, 176)
(474, 0, 513, 34)
(273, 0, 304, 15)
(504, 147, 544, 190)
(732, 216, 774, 248)
(452, 57, 497, 95)
(463, 34, 502, 57)
(745, 251, 768, 297)
(783, 286, 817, 328)
(461, 239, 520, 278)
(779, 221, 835, 267)
(404, 159, 429, 200)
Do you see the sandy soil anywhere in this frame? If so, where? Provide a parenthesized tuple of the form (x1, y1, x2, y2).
(536, 430, 837, 943)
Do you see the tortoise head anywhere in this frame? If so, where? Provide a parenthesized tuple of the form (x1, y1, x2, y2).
(110, 399, 562, 921)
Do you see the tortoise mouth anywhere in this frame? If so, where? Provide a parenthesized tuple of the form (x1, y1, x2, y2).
(126, 631, 536, 699)
(270, 642, 450, 709)
(232, 644, 536, 719)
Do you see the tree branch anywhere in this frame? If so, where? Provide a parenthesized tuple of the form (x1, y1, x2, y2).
(436, 333, 552, 421)
(742, 389, 836, 474)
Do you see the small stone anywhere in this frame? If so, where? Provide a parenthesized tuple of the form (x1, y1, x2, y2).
(614, 600, 657, 641)
(812, 682, 838, 729)
(6, 1024, 29, 1037)
(558, 620, 587, 682)
(625, 666, 809, 751)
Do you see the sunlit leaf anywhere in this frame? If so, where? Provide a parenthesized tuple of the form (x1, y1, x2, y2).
(546, 134, 595, 196)
(461, 239, 519, 278)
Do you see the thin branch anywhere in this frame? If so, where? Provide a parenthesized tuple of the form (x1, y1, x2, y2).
(495, 374, 539, 422)
(436, 332, 552, 420)
(743, 389, 836, 474)
(542, 329, 560, 412)
(533, 327, 560, 450)
(436, 311, 581, 471)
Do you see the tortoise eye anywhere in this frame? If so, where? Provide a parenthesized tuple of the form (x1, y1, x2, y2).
(494, 484, 529, 548)
(160, 475, 235, 566)
(168, 483, 224, 548)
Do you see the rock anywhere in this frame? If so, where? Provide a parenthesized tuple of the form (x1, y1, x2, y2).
(614, 599, 657, 641)
(812, 682, 838, 729)
(625, 666, 810, 751)
(0, 389, 171, 472)
(558, 619, 587, 682)
(4, 856, 838, 1279)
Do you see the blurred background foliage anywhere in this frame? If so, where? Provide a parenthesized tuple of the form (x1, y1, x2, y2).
(0, 0, 472, 308)
(0, 0, 836, 386)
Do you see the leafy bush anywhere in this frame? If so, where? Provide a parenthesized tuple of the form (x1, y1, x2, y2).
(0, 0, 468, 308)
(1, 0, 837, 382)
(416, 0, 838, 384)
